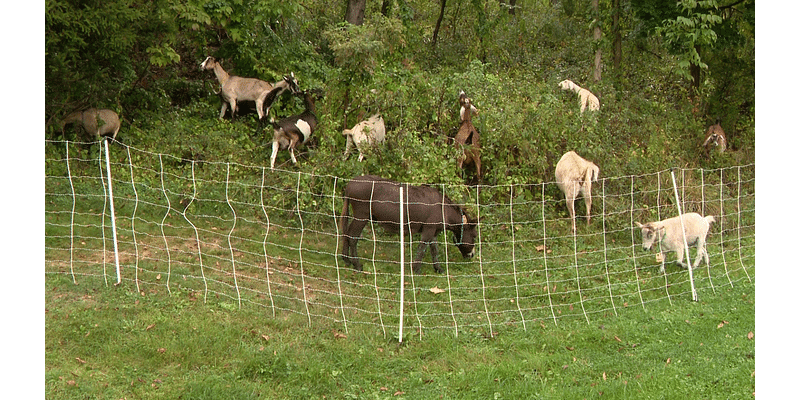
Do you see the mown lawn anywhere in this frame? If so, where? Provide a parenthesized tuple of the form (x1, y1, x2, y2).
(45, 270, 754, 399)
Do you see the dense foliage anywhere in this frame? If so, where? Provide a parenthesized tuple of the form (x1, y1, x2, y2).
(45, 0, 755, 191)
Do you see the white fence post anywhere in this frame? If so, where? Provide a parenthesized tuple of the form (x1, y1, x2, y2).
(398, 186, 405, 343)
(670, 168, 698, 301)
(103, 140, 122, 286)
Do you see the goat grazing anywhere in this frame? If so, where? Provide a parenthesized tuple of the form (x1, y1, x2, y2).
(343, 114, 386, 161)
(558, 79, 600, 113)
(339, 175, 477, 274)
(200, 56, 298, 120)
(59, 108, 121, 141)
(555, 151, 599, 233)
(702, 119, 727, 154)
(454, 92, 481, 181)
(270, 90, 318, 169)
(636, 213, 716, 273)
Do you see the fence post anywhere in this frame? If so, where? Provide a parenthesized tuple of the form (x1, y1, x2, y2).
(670, 168, 698, 301)
(398, 186, 405, 343)
(103, 140, 122, 286)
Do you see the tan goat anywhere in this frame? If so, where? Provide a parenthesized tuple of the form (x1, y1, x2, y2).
(702, 120, 727, 154)
(454, 91, 481, 181)
(59, 108, 121, 141)
(555, 151, 599, 232)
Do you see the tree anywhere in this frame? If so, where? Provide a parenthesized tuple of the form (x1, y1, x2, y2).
(345, 0, 367, 25)
(592, 0, 602, 82)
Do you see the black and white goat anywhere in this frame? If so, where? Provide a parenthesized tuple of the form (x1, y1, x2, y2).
(200, 56, 298, 120)
(269, 90, 319, 169)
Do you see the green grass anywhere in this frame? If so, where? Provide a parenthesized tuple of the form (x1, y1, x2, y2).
(45, 271, 754, 399)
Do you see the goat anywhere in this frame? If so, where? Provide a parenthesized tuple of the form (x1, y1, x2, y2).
(342, 114, 386, 161)
(339, 174, 477, 274)
(59, 108, 121, 141)
(200, 56, 298, 120)
(555, 151, 599, 233)
(270, 90, 318, 169)
(636, 213, 716, 273)
(702, 119, 728, 154)
(459, 90, 479, 122)
(454, 92, 481, 181)
(558, 79, 600, 113)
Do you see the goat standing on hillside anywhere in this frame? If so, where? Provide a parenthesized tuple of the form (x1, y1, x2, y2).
(59, 108, 121, 141)
(200, 56, 298, 120)
(702, 119, 728, 154)
(454, 91, 481, 181)
(343, 114, 386, 161)
(558, 79, 600, 113)
(555, 151, 599, 233)
(270, 90, 319, 169)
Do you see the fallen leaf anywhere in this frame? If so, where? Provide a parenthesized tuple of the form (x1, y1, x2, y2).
(603, 371, 607, 381)
(75, 357, 86, 364)
(261, 334, 270, 341)
(394, 391, 405, 396)
(665, 358, 671, 365)
(429, 286, 445, 294)
(333, 330, 347, 339)
(614, 335, 622, 342)
(146, 324, 156, 331)
(157, 348, 166, 353)
(747, 332, 754, 340)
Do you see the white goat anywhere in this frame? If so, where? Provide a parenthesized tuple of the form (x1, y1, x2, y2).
(702, 120, 727, 154)
(270, 90, 318, 169)
(636, 213, 716, 273)
(342, 114, 385, 161)
(555, 151, 599, 232)
(201, 56, 298, 120)
(59, 108, 121, 140)
(558, 79, 600, 113)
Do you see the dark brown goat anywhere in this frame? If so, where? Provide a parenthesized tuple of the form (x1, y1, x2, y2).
(339, 175, 477, 273)
(454, 91, 481, 181)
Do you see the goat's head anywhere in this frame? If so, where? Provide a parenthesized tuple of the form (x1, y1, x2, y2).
(635, 222, 664, 251)
(558, 79, 573, 91)
(283, 72, 300, 94)
(200, 56, 216, 71)
(453, 211, 478, 260)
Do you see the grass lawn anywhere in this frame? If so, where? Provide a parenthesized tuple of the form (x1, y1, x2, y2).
(45, 271, 754, 399)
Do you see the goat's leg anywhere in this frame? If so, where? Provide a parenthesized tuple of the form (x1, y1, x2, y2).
(289, 137, 299, 164)
(413, 241, 430, 274)
(675, 245, 687, 269)
(219, 103, 228, 119)
(255, 99, 264, 120)
(693, 239, 708, 269)
(270, 141, 280, 170)
(583, 191, 592, 226)
(565, 195, 577, 233)
(343, 136, 353, 160)
(343, 220, 367, 271)
(429, 242, 442, 274)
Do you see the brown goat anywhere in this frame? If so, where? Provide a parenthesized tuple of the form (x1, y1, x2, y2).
(454, 91, 481, 181)
(702, 120, 727, 154)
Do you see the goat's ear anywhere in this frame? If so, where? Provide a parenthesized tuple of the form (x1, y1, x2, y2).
(635, 222, 643, 228)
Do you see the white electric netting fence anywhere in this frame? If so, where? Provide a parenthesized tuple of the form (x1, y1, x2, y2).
(45, 139, 755, 338)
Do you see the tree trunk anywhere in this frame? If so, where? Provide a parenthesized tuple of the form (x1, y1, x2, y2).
(345, 0, 367, 25)
(592, 0, 602, 82)
(381, 0, 393, 17)
(612, 0, 621, 70)
(432, 0, 447, 48)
